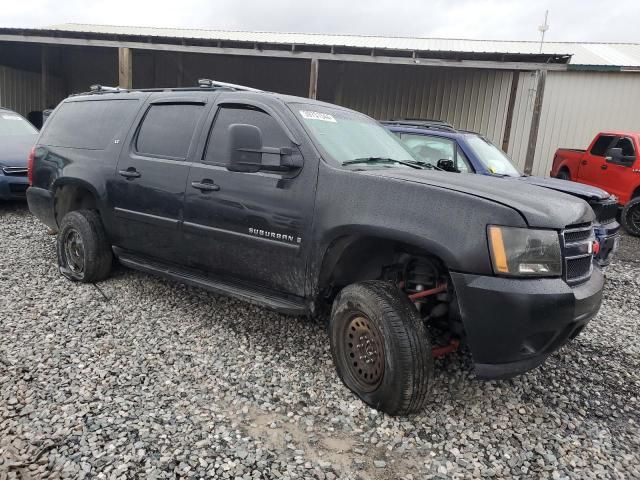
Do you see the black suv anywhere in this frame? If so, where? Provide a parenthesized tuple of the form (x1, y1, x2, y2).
(27, 81, 604, 415)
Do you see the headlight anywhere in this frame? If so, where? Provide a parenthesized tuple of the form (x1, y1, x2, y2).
(488, 226, 562, 277)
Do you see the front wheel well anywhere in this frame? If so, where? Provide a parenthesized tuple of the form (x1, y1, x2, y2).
(54, 183, 98, 224)
(318, 236, 449, 300)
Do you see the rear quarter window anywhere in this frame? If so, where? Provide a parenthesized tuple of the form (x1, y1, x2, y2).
(39, 99, 140, 150)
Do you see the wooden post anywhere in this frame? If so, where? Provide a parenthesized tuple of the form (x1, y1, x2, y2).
(308, 58, 319, 99)
(41, 45, 48, 109)
(118, 47, 133, 89)
(501, 70, 519, 153)
(524, 70, 546, 175)
(334, 62, 346, 105)
(177, 52, 184, 87)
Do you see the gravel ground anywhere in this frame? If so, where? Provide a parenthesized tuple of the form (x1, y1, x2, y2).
(1, 201, 639, 480)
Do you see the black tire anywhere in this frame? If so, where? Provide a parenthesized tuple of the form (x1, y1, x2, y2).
(556, 168, 571, 181)
(621, 197, 640, 237)
(329, 281, 433, 415)
(57, 209, 113, 283)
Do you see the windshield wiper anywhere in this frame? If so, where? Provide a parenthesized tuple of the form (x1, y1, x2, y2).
(342, 157, 424, 169)
(405, 160, 444, 171)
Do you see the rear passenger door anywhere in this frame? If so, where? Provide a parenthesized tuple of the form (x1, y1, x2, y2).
(181, 100, 314, 296)
(109, 96, 210, 263)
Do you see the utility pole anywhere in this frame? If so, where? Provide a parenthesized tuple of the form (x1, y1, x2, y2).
(538, 10, 549, 53)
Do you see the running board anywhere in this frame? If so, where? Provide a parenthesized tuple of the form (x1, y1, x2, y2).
(115, 250, 310, 316)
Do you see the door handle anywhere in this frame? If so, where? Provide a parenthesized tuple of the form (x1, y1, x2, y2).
(191, 180, 220, 192)
(119, 168, 141, 179)
(581, 160, 588, 165)
(601, 164, 608, 170)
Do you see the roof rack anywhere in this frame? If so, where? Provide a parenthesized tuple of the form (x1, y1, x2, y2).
(90, 85, 126, 93)
(197, 78, 262, 92)
(381, 119, 457, 132)
(80, 79, 262, 96)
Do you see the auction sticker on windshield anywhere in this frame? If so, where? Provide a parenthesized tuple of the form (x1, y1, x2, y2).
(299, 110, 336, 122)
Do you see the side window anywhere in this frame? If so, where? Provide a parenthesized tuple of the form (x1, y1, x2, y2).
(613, 137, 635, 158)
(400, 133, 455, 166)
(590, 135, 615, 156)
(204, 106, 290, 165)
(136, 103, 204, 159)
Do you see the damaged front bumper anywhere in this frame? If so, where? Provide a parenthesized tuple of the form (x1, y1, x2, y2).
(450, 267, 604, 379)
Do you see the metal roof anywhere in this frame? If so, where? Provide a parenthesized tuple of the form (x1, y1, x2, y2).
(3, 23, 640, 68)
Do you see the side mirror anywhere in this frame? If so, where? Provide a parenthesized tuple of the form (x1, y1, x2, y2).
(437, 158, 458, 172)
(606, 147, 635, 166)
(228, 123, 263, 173)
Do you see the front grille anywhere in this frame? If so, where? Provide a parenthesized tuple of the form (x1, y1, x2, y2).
(566, 256, 592, 280)
(562, 223, 595, 285)
(564, 228, 591, 244)
(2, 166, 27, 176)
(590, 198, 619, 225)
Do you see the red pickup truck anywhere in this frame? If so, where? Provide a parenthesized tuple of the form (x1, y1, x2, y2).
(551, 131, 640, 236)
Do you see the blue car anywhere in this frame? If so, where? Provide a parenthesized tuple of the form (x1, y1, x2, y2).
(0, 108, 38, 201)
(383, 120, 620, 266)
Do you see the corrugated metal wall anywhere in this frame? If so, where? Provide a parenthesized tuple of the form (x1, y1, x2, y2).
(530, 71, 640, 176)
(0, 65, 42, 116)
(0, 65, 65, 116)
(133, 50, 310, 97)
(320, 62, 514, 148)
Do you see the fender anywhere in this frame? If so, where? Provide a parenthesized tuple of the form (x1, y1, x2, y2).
(311, 225, 460, 295)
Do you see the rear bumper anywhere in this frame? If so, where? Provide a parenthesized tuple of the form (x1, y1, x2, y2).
(26, 186, 57, 230)
(0, 174, 29, 200)
(450, 268, 604, 379)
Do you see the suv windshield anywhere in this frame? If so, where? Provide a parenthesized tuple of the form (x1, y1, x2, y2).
(465, 134, 521, 177)
(292, 104, 415, 168)
(0, 111, 38, 136)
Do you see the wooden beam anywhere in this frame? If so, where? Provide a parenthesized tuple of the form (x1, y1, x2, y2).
(308, 58, 319, 99)
(177, 52, 184, 87)
(0, 34, 569, 72)
(40, 45, 48, 109)
(524, 70, 547, 175)
(118, 47, 132, 89)
(501, 70, 520, 153)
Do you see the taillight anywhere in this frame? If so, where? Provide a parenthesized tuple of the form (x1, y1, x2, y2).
(27, 147, 35, 185)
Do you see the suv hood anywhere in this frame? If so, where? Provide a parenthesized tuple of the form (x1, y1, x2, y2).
(0, 134, 37, 168)
(364, 169, 594, 229)
(515, 175, 611, 201)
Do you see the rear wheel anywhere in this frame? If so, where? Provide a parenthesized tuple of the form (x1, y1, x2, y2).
(621, 197, 640, 237)
(57, 209, 113, 282)
(329, 281, 433, 415)
(556, 168, 571, 181)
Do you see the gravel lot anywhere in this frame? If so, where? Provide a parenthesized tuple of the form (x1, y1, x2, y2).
(1, 201, 639, 480)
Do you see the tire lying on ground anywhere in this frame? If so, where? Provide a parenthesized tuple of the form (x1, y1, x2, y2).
(621, 197, 640, 237)
(57, 209, 113, 283)
(329, 280, 433, 415)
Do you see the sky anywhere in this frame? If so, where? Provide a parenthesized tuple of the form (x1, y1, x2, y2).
(2, 0, 639, 43)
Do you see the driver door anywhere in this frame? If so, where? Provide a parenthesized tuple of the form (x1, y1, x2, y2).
(602, 136, 637, 200)
(577, 134, 615, 184)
